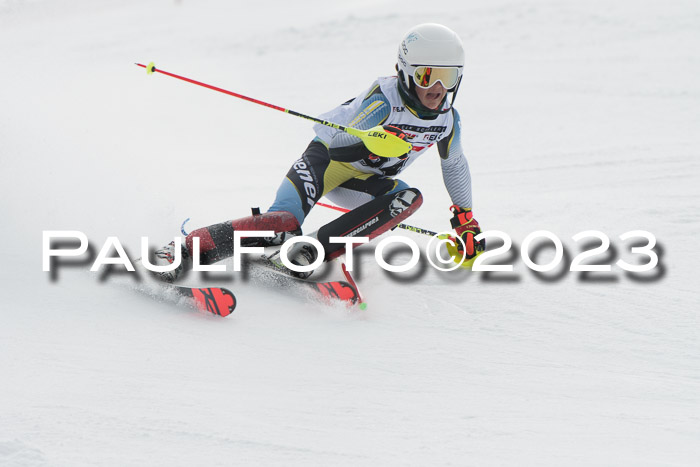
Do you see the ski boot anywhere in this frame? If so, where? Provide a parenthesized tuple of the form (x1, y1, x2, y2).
(148, 240, 190, 283)
(264, 241, 319, 279)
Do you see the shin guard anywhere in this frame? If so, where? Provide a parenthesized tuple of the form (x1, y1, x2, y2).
(185, 210, 300, 265)
(313, 188, 423, 261)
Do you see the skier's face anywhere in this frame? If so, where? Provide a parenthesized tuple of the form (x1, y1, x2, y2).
(415, 82, 447, 110)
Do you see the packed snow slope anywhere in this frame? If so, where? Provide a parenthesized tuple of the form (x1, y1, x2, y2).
(1, 0, 699, 465)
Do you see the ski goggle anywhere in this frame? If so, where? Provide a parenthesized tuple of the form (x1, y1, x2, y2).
(412, 66, 461, 90)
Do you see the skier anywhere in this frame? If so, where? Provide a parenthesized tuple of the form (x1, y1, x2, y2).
(151, 23, 484, 281)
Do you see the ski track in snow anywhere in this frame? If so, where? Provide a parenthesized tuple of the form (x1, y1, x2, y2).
(1, 0, 699, 466)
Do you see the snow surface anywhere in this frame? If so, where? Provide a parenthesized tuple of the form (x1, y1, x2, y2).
(1, 0, 700, 465)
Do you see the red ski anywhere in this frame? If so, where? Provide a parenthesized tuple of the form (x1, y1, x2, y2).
(171, 285, 237, 317)
(307, 280, 360, 306)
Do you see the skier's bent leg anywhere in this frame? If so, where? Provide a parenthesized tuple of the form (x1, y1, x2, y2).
(268, 178, 307, 225)
(148, 210, 301, 282)
(266, 179, 422, 278)
(324, 177, 410, 210)
(269, 187, 423, 275)
(184, 210, 301, 265)
(317, 186, 423, 262)
(268, 140, 335, 224)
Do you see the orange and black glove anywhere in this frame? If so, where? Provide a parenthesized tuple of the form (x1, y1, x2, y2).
(449, 205, 485, 260)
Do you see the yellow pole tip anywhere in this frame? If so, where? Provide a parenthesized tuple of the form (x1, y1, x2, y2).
(146, 62, 156, 74)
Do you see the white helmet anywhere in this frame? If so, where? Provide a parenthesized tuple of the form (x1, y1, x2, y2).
(396, 23, 464, 114)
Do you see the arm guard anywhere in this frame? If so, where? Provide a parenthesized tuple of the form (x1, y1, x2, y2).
(328, 91, 390, 162)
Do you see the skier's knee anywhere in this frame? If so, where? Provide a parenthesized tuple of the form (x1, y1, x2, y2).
(387, 179, 410, 195)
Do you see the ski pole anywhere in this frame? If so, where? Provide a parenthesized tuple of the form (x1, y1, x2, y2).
(317, 201, 478, 269)
(135, 62, 412, 158)
(316, 202, 438, 237)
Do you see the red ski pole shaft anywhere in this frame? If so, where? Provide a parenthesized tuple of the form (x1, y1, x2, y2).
(135, 62, 413, 158)
(135, 62, 347, 129)
(136, 62, 285, 112)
